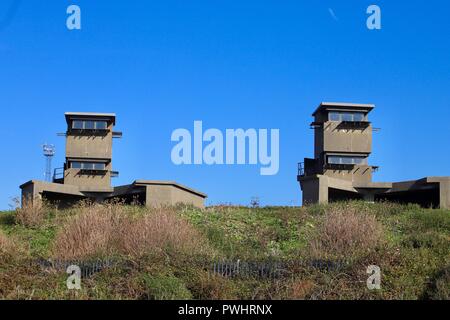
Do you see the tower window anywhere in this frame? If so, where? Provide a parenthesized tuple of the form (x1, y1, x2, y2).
(84, 121, 95, 130)
(71, 120, 108, 130)
(70, 161, 106, 170)
(329, 112, 340, 121)
(327, 156, 367, 165)
(72, 121, 83, 129)
(328, 112, 365, 122)
(96, 121, 107, 130)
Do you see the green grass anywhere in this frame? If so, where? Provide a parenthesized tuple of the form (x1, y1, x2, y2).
(0, 201, 449, 300)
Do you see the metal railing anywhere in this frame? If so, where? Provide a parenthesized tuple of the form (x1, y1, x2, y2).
(297, 162, 304, 176)
(53, 167, 64, 182)
(111, 171, 119, 178)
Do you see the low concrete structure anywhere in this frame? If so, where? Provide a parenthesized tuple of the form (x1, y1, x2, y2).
(298, 102, 450, 209)
(20, 112, 207, 208)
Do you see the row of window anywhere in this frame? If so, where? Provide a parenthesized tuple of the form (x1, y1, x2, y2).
(327, 156, 367, 165)
(329, 112, 365, 122)
(70, 162, 106, 170)
(72, 120, 108, 130)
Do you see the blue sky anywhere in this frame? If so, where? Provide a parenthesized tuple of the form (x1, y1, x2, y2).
(0, 0, 449, 209)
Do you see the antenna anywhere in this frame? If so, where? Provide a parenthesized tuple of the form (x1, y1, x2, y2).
(43, 144, 55, 182)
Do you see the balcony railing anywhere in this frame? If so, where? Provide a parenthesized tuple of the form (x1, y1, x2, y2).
(111, 171, 119, 178)
(298, 162, 305, 176)
(53, 167, 64, 182)
(336, 121, 371, 130)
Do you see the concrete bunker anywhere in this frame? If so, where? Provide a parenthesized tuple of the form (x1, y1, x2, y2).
(20, 113, 207, 208)
(297, 102, 450, 209)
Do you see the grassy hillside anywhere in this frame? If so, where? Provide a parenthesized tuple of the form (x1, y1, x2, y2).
(0, 201, 449, 300)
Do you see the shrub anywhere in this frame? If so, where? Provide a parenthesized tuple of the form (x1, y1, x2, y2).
(184, 270, 238, 300)
(15, 196, 47, 228)
(422, 266, 450, 300)
(141, 274, 192, 300)
(401, 232, 448, 250)
(309, 207, 383, 261)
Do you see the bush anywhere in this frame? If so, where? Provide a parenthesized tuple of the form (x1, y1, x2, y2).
(141, 274, 192, 300)
(422, 266, 450, 300)
(402, 232, 448, 250)
(15, 196, 47, 228)
(309, 207, 383, 261)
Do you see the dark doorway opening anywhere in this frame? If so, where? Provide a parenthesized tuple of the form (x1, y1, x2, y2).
(329, 187, 363, 202)
(375, 185, 440, 208)
(42, 191, 87, 209)
(108, 188, 146, 206)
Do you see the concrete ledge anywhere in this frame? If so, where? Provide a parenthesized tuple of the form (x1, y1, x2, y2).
(20, 180, 84, 196)
(133, 180, 207, 198)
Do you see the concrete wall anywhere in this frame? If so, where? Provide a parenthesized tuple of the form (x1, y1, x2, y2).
(322, 122, 372, 154)
(439, 180, 450, 209)
(65, 132, 113, 159)
(323, 164, 372, 184)
(300, 176, 328, 205)
(64, 120, 114, 190)
(64, 165, 112, 191)
(145, 184, 205, 208)
(171, 186, 205, 208)
(20, 181, 85, 205)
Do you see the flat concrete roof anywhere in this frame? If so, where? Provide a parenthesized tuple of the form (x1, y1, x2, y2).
(312, 102, 375, 116)
(20, 180, 85, 196)
(65, 112, 116, 125)
(133, 180, 208, 198)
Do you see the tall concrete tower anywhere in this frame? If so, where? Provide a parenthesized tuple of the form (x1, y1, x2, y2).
(297, 102, 380, 204)
(62, 112, 122, 193)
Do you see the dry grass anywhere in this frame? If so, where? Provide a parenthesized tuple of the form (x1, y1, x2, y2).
(289, 279, 316, 300)
(51, 203, 123, 260)
(15, 196, 46, 228)
(52, 203, 211, 260)
(310, 206, 384, 261)
(0, 230, 22, 261)
(118, 208, 210, 258)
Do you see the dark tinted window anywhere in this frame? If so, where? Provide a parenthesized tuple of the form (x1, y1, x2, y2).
(341, 113, 353, 121)
(329, 112, 340, 121)
(353, 113, 364, 121)
(95, 121, 107, 130)
(71, 162, 82, 169)
(72, 121, 83, 129)
(94, 163, 106, 170)
(327, 156, 367, 165)
(341, 157, 353, 164)
(328, 112, 366, 122)
(72, 162, 107, 170)
(84, 121, 95, 130)
(328, 156, 340, 164)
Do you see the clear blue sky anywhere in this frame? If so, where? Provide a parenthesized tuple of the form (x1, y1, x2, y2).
(1, 0, 449, 209)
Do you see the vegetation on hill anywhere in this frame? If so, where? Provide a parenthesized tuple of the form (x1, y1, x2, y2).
(0, 200, 449, 300)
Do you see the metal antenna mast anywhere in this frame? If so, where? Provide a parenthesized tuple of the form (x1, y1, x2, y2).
(43, 144, 55, 182)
